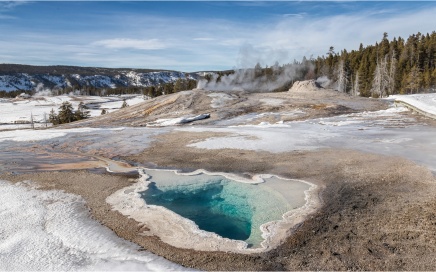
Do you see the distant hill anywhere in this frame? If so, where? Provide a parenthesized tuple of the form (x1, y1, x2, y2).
(0, 64, 199, 92)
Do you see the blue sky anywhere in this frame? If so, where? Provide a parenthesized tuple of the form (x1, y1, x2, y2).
(0, 1, 435, 72)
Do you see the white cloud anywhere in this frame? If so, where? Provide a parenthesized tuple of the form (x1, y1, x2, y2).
(282, 13, 307, 18)
(193, 37, 215, 41)
(0, 1, 29, 11)
(93, 38, 167, 50)
(252, 5, 436, 62)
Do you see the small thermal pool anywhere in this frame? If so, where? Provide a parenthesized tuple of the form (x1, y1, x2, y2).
(138, 169, 311, 247)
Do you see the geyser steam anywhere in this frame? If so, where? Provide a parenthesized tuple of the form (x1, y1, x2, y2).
(197, 43, 314, 92)
(197, 60, 314, 93)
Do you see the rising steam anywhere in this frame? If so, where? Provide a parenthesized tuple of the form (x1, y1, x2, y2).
(197, 62, 314, 92)
(197, 44, 314, 92)
(33, 83, 54, 97)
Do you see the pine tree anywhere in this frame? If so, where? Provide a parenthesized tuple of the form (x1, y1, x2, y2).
(58, 101, 75, 123)
(75, 102, 90, 120)
(174, 79, 188, 92)
(48, 108, 59, 125)
(406, 66, 422, 94)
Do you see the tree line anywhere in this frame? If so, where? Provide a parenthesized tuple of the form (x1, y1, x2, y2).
(313, 31, 436, 97)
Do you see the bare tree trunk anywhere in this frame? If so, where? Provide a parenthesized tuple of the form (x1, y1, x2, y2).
(372, 55, 389, 97)
(352, 72, 360, 96)
(388, 51, 397, 96)
(372, 60, 382, 97)
(336, 60, 348, 93)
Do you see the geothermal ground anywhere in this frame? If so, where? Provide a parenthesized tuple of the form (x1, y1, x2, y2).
(1, 81, 436, 270)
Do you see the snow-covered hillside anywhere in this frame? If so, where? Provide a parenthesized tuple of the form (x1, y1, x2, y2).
(0, 68, 198, 92)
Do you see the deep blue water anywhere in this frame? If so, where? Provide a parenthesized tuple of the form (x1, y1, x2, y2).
(140, 180, 252, 241)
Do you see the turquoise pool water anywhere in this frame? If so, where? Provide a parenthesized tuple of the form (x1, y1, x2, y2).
(139, 169, 310, 247)
(142, 179, 252, 241)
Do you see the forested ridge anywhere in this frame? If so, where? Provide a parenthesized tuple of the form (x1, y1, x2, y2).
(313, 31, 436, 97)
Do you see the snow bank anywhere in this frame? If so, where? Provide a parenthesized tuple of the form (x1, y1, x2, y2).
(146, 113, 210, 127)
(390, 93, 436, 118)
(0, 180, 187, 271)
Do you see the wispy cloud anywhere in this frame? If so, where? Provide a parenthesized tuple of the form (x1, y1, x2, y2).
(193, 37, 215, 41)
(0, 1, 29, 11)
(92, 38, 167, 50)
(248, 4, 436, 65)
(0, 1, 29, 19)
(282, 12, 307, 18)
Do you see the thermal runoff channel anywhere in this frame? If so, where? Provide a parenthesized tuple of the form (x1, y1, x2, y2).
(139, 169, 310, 247)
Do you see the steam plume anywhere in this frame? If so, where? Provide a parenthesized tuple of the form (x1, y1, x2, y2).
(197, 44, 314, 92)
(33, 83, 53, 97)
(197, 61, 314, 92)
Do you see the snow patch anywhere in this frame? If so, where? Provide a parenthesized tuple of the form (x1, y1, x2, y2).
(146, 113, 210, 127)
(259, 98, 285, 106)
(0, 127, 119, 142)
(181, 125, 333, 152)
(0, 180, 187, 271)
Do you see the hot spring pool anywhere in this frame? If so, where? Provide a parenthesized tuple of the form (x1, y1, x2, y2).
(138, 169, 311, 248)
(107, 168, 319, 252)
